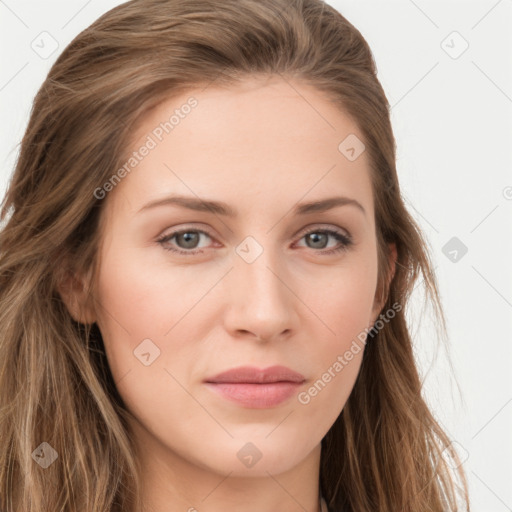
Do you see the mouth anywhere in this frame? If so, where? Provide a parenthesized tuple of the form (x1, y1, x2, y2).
(204, 365, 305, 409)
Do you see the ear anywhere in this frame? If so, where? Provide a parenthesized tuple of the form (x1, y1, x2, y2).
(56, 264, 97, 325)
(370, 242, 397, 326)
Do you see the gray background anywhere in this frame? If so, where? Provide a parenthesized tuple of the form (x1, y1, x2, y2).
(1, 1, 511, 510)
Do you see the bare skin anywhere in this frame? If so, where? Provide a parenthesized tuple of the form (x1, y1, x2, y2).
(62, 75, 395, 512)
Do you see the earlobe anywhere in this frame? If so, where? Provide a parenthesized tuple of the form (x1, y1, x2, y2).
(56, 266, 96, 325)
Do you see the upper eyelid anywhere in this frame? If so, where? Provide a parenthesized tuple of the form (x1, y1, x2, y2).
(158, 223, 351, 238)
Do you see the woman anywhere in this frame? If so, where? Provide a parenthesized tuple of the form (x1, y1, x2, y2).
(0, 0, 470, 510)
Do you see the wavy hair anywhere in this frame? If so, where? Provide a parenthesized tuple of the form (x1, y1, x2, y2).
(0, 0, 469, 510)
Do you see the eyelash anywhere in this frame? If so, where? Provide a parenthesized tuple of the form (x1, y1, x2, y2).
(156, 226, 353, 257)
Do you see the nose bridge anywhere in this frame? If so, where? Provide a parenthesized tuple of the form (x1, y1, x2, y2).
(225, 235, 295, 339)
(237, 235, 288, 307)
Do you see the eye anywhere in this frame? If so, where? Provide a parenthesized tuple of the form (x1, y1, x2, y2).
(156, 228, 214, 256)
(156, 225, 353, 256)
(294, 226, 353, 255)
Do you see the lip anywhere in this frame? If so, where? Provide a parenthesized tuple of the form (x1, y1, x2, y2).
(205, 365, 305, 384)
(204, 365, 306, 409)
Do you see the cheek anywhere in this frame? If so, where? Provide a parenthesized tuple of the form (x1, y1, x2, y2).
(296, 348, 363, 427)
(289, 260, 377, 421)
(309, 258, 378, 342)
(94, 245, 190, 338)
(93, 245, 219, 390)
(92, 250, 211, 455)
(294, 282, 372, 427)
(303, 261, 376, 391)
(93, 247, 167, 381)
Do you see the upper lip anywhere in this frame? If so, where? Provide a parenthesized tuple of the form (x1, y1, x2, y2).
(205, 365, 305, 384)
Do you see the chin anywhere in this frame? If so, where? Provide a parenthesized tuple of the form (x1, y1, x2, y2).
(191, 436, 315, 478)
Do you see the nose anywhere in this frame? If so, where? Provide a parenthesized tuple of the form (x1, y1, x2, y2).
(222, 248, 298, 343)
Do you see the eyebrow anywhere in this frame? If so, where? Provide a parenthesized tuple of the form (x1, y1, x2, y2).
(138, 194, 366, 217)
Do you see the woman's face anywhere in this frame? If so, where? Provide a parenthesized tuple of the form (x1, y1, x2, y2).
(85, 76, 392, 481)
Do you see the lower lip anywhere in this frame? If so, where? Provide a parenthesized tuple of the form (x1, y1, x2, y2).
(204, 382, 303, 408)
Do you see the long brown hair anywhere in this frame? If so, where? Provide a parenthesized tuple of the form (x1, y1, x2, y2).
(0, 0, 470, 510)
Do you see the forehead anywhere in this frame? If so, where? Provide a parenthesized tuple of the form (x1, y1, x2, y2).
(108, 76, 374, 221)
